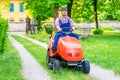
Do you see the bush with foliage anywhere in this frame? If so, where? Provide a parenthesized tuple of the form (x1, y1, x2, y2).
(0, 17, 8, 54)
(92, 28, 103, 35)
(44, 24, 54, 36)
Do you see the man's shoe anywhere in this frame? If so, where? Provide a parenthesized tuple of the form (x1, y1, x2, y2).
(52, 47, 56, 53)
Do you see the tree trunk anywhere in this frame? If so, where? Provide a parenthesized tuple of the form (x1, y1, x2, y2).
(93, 0, 98, 28)
(54, 3, 59, 32)
(67, 0, 73, 18)
(54, 3, 59, 21)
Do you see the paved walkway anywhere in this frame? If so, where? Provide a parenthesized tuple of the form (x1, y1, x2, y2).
(13, 33, 120, 80)
(9, 36, 52, 80)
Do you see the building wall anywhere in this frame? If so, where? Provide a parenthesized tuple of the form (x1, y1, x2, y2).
(1, 0, 27, 23)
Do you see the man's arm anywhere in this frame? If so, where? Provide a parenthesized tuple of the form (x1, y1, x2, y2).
(55, 18, 62, 32)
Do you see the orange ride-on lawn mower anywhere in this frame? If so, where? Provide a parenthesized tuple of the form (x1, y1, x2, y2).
(46, 31, 90, 73)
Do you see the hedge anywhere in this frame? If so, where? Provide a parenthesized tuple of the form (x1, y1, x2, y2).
(0, 17, 8, 54)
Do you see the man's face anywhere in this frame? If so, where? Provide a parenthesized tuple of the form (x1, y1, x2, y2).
(61, 10, 67, 16)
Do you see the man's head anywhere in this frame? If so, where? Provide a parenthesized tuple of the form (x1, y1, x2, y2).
(61, 7, 67, 16)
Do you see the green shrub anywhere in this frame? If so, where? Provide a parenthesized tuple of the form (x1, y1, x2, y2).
(116, 10, 120, 21)
(44, 24, 54, 36)
(0, 17, 8, 54)
(92, 28, 103, 35)
(101, 26, 113, 31)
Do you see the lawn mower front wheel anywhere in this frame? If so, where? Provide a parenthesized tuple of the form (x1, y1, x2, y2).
(82, 60, 90, 74)
(53, 59, 60, 72)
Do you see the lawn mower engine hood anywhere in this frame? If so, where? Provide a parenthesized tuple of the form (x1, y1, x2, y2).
(57, 36, 83, 61)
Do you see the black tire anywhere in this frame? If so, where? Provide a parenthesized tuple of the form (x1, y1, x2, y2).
(82, 60, 90, 74)
(53, 59, 60, 72)
(46, 50, 53, 69)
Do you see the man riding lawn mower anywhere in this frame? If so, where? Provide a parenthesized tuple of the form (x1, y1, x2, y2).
(46, 7, 90, 73)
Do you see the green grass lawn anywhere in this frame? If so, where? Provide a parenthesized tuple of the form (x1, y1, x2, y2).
(26, 31, 120, 75)
(26, 31, 50, 44)
(12, 35, 94, 80)
(81, 31, 120, 75)
(0, 40, 24, 80)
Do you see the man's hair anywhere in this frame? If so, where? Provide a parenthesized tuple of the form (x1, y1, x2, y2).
(61, 7, 67, 11)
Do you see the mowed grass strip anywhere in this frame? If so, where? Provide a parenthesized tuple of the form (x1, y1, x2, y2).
(26, 31, 120, 75)
(0, 40, 24, 80)
(12, 35, 94, 80)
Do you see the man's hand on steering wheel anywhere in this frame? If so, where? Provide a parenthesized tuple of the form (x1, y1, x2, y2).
(70, 28, 73, 32)
(58, 27, 62, 32)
